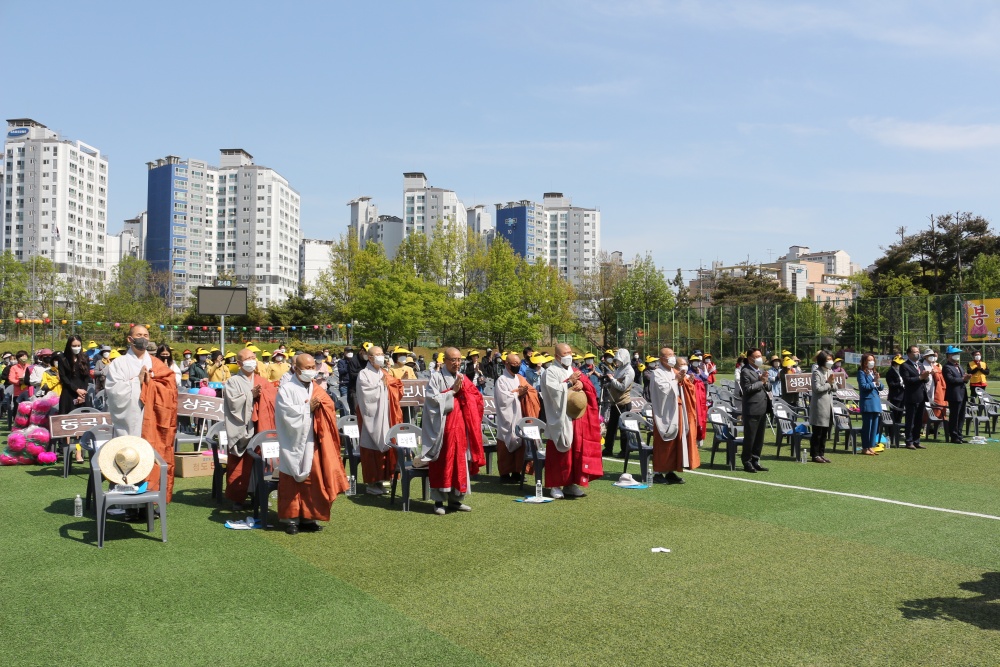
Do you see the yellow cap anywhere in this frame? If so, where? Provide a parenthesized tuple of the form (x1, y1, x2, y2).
(573, 354, 583, 361)
(362, 342, 373, 351)
(393, 346, 411, 355)
(108, 349, 121, 360)
(246, 344, 261, 352)
(646, 355, 657, 363)
(782, 358, 795, 368)
(583, 353, 596, 360)
(530, 353, 547, 365)
(196, 348, 210, 355)
(468, 350, 479, 357)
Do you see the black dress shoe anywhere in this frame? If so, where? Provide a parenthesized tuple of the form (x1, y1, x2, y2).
(914, 443, 926, 449)
(601, 449, 613, 457)
(753, 463, 769, 472)
(742, 466, 758, 473)
(299, 521, 323, 533)
(285, 523, 299, 535)
(905, 444, 917, 450)
(665, 472, 685, 485)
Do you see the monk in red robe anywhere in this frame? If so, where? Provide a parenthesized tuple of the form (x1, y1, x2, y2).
(275, 354, 350, 534)
(418, 347, 485, 515)
(649, 348, 701, 485)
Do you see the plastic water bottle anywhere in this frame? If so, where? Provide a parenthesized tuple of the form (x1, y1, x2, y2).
(73, 494, 82, 517)
(535, 479, 543, 500)
(347, 475, 356, 496)
(646, 459, 654, 486)
(800, 446, 808, 464)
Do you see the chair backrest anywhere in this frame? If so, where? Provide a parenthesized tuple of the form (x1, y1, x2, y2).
(92, 390, 106, 410)
(923, 403, 942, 421)
(617, 411, 650, 432)
(80, 424, 114, 452)
(206, 421, 226, 450)
(247, 429, 280, 469)
(515, 417, 546, 454)
(708, 407, 736, 439)
(386, 422, 421, 468)
(68, 406, 100, 415)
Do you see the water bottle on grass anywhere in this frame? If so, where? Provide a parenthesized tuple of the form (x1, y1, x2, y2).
(73, 494, 82, 518)
(535, 479, 543, 500)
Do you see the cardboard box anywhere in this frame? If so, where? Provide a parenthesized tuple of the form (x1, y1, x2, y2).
(175, 452, 216, 478)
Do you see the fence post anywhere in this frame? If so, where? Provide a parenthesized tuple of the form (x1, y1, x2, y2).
(793, 301, 798, 355)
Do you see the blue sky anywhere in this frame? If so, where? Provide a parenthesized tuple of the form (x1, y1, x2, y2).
(6, 1, 1000, 276)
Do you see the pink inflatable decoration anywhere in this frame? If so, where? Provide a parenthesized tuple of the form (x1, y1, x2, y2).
(25, 443, 43, 457)
(14, 415, 29, 428)
(7, 431, 27, 452)
(36, 451, 58, 464)
(17, 401, 32, 415)
(17, 455, 33, 465)
(0, 454, 18, 465)
(27, 428, 50, 446)
(29, 412, 47, 426)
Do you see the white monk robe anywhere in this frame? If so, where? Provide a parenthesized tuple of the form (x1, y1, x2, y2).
(494, 369, 524, 452)
(105, 348, 153, 438)
(276, 377, 317, 483)
(540, 364, 573, 453)
(357, 364, 390, 453)
(223, 372, 255, 456)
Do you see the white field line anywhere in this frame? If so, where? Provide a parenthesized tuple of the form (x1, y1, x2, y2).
(602, 456, 1000, 521)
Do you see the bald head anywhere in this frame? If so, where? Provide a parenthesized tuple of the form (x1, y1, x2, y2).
(127, 325, 150, 356)
(236, 348, 255, 363)
(659, 347, 675, 367)
(293, 353, 316, 371)
(444, 347, 462, 374)
(506, 353, 521, 368)
(554, 343, 572, 358)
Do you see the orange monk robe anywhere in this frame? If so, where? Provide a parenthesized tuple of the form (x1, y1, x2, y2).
(652, 369, 701, 474)
(496, 375, 540, 476)
(277, 388, 350, 522)
(225, 374, 277, 504)
(931, 364, 946, 419)
(142, 357, 179, 502)
(358, 373, 403, 483)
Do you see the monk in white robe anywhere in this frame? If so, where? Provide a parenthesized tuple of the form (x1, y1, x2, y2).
(356, 346, 403, 495)
(540, 343, 603, 499)
(275, 354, 349, 535)
(223, 348, 276, 507)
(105, 325, 178, 501)
(419, 347, 485, 515)
(493, 353, 540, 481)
(649, 348, 700, 484)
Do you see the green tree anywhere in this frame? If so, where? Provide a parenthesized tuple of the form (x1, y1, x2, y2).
(576, 251, 628, 348)
(965, 254, 1000, 295)
(614, 253, 675, 313)
(711, 263, 795, 307)
(465, 239, 539, 351)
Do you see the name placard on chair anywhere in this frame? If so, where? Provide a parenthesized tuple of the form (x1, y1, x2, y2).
(260, 440, 280, 459)
(622, 419, 640, 432)
(342, 425, 360, 439)
(396, 432, 417, 449)
(522, 425, 541, 440)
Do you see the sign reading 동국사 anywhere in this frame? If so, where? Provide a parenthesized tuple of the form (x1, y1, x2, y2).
(963, 298, 1000, 341)
(49, 413, 111, 438)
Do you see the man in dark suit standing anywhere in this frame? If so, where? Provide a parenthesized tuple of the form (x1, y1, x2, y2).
(740, 347, 771, 473)
(942, 345, 970, 443)
(899, 344, 930, 449)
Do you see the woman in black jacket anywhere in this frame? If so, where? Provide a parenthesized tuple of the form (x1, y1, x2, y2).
(58, 335, 92, 417)
(885, 354, 905, 427)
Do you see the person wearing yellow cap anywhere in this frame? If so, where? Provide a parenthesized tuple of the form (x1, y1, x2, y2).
(703, 352, 717, 384)
(885, 354, 906, 436)
(209, 350, 231, 384)
(778, 356, 799, 406)
(345, 343, 373, 413)
(258, 350, 272, 378)
(188, 348, 211, 385)
(267, 349, 291, 383)
(581, 353, 601, 395)
(389, 346, 416, 381)
(464, 350, 485, 393)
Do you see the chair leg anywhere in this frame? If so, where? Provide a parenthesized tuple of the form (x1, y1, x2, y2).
(401, 474, 411, 512)
(390, 471, 398, 504)
(160, 503, 168, 543)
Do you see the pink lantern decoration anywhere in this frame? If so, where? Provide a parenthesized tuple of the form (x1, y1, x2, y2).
(0, 454, 18, 466)
(17, 401, 32, 416)
(7, 431, 27, 452)
(114, 322, 121, 328)
(17, 455, 33, 465)
(37, 451, 58, 464)
(14, 415, 29, 428)
(188, 325, 194, 331)
(29, 412, 47, 426)
(27, 427, 50, 446)
(255, 326, 261, 331)
(25, 443, 43, 457)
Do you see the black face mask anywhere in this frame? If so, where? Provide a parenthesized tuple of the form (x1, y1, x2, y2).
(508, 365, 520, 374)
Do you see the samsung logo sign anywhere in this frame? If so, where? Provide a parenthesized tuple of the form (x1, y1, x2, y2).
(7, 128, 29, 138)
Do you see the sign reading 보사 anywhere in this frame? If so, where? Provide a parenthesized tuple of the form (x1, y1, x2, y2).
(49, 413, 111, 438)
(400, 380, 428, 407)
(177, 394, 224, 420)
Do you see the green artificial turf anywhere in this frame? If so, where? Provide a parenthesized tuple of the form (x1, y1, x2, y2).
(2, 419, 999, 666)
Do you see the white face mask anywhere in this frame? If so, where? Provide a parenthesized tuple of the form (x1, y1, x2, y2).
(678, 365, 688, 374)
(560, 355, 573, 368)
(753, 357, 764, 367)
(867, 361, 875, 369)
(373, 355, 385, 368)
(71, 346, 82, 354)
(345, 352, 354, 359)
(825, 360, 834, 369)
(102, 352, 110, 359)
(974, 354, 981, 361)
(928, 356, 937, 364)
(297, 369, 317, 383)
(950, 354, 960, 362)
(184, 354, 191, 360)
(242, 360, 257, 373)
(666, 356, 677, 368)
(691, 361, 700, 368)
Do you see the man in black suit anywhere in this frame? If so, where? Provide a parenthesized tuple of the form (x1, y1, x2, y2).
(899, 344, 930, 449)
(942, 345, 970, 443)
(740, 347, 771, 473)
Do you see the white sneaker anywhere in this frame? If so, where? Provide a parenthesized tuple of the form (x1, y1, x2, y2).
(549, 487, 565, 499)
(564, 484, 586, 497)
(365, 484, 385, 496)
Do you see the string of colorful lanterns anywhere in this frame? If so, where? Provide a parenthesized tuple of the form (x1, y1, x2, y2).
(0, 320, 354, 332)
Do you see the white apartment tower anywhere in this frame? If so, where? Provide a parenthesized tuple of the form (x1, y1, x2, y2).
(1, 118, 109, 293)
(147, 149, 300, 309)
(299, 238, 332, 295)
(403, 172, 467, 238)
(540, 192, 600, 285)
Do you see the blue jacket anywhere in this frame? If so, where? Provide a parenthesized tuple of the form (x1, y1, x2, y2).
(857, 369, 884, 413)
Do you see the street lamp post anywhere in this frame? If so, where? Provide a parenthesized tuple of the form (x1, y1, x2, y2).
(16, 310, 48, 355)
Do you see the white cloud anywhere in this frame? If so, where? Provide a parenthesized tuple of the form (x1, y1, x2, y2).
(851, 117, 1000, 150)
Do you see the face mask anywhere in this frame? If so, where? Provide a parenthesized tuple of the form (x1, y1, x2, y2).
(242, 360, 257, 373)
(633, 354, 639, 360)
(666, 356, 677, 367)
(373, 355, 385, 367)
(160, 356, 171, 363)
(585, 359, 593, 366)
(928, 356, 937, 364)
(753, 357, 764, 367)
(273, 357, 284, 363)
(825, 360, 834, 369)
(560, 355, 573, 368)
(346, 352, 354, 359)
(131, 337, 148, 350)
(71, 346, 82, 354)
(950, 354, 960, 362)
(678, 365, 688, 373)
(508, 365, 520, 374)
(18, 358, 27, 365)
(297, 369, 317, 383)
(867, 361, 875, 369)
(102, 352, 110, 359)
(974, 354, 981, 361)
(692, 361, 701, 368)
(198, 356, 207, 363)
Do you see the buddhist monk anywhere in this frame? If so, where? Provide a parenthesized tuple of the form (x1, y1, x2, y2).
(492, 352, 540, 482)
(223, 347, 277, 508)
(649, 347, 700, 484)
(105, 325, 178, 502)
(356, 346, 403, 496)
(540, 343, 603, 499)
(275, 353, 349, 535)
(418, 347, 485, 515)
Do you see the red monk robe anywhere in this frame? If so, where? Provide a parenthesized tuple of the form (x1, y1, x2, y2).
(691, 375, 708, 442)
(142, 357, 179, 502)
(544, 377, 603, 488)
(358, 373, 403, 484)
(428, 374, 485, 494)
(277, 388, 350, 522)
(652, 370, 701, 473)
(225, 374, 277, 504)
(496, 375, 540, 477)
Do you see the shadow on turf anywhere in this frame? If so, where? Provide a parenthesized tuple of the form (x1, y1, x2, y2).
(45, 497, 163, 547)
(899, 572, 1000, 631)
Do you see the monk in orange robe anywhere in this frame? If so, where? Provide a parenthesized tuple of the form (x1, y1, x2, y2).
(649, 348, 700, 485)
(493, 353, 540, 480)
(142, 356, 180, 502)
(356, 347, 404, 494)
(223, 348, 277, 506)
(275, 354, 349, 534)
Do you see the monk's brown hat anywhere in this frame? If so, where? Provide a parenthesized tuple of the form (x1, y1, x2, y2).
(566, 389, 588, 419)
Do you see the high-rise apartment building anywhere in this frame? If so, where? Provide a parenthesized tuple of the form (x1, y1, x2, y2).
(495, 200, 548, 264)
(1, 118, 109, 293)
(300, 238, 332, 295)
(146, 149, 300, 309)
(347, 196, 405, 257)
(403, 172, 466, 238)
